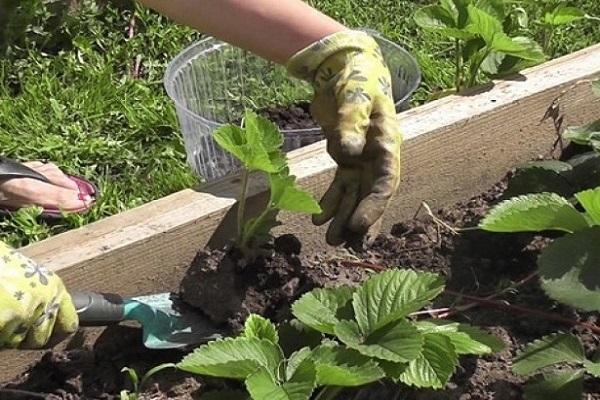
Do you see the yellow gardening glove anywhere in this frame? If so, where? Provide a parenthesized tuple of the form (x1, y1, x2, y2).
(287, 30, 402, 245)
(0, 242, 78, 348)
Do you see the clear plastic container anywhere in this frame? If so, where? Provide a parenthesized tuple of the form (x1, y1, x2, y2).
(164, 31, 421, 182)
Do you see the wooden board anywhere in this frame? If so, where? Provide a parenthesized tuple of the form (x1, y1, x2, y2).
(2, 44, 600, 383)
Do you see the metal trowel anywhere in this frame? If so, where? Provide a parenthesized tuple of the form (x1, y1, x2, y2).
(71, 291, 225, 349)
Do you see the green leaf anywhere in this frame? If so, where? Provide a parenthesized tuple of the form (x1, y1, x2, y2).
(466, 4, 503, 44)
(177, 337, 284, 380)
(269, 173, 321, 214)
(286, 348, 313, 381)
(413, 5, 473, 39)
(244, 314, 279, 344)
(311, 343, 386, 386)
(291, 286, 354, 335)
(544, 5, 586, 26)
(513, 333, 585, 376)
(399, 334, 458, 389)
(120, 367, 139, 393)
(278, 320, 323, 356)
(563, 120, 600, 151)
(475, 0, 505, 21)
(415, 320, 504, 355)
(584, 360, 600, 378)
(503, 162, 573, 199)
(352, 269, 445, 334)
(539, 227, 600, 311)
(523, 370, 584, 400)
(214, 124, 280, 174)
(244, 111, 283, 154)
(593, 80, 600, 97)
(245, 366, 315, 400)
(479, 192, 589, 233)
(334, 319, 423, 363)
(575, 187, 600, 225)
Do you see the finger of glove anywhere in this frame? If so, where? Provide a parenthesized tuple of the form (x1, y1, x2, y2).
(0, 318, 26, 348)
(22, 305, 58, 349)
(312, 170, 344, 226)
(326, 177, 360, 246)
(53, 293, 79, 337)
(349, 115, 401, 233)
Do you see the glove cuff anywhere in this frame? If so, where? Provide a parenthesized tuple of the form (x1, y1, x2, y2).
(286, 30, 379, 82)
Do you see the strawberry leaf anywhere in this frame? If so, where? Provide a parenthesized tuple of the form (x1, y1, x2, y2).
(513, 333, 585, 376)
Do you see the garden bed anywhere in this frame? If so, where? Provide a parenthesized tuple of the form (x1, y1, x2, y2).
(1, 44, 599, 397)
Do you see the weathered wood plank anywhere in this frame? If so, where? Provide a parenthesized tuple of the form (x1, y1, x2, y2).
(2, 44, 600, 383)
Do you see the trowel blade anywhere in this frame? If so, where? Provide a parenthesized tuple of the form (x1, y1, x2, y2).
(126, 292, 225, 349)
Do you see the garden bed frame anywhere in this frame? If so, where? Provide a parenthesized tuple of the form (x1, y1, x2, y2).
(2, 44, 600, 383)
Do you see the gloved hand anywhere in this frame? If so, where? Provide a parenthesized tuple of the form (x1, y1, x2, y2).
(0, 242, 78, 348)
(287, 30, 402, 245)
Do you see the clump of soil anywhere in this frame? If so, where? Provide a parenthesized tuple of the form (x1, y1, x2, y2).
(179, 234, 369, 331)
(258, 102, 318, 131)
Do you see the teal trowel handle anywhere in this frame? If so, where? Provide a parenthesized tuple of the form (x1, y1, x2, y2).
(71, 291, 126, 326)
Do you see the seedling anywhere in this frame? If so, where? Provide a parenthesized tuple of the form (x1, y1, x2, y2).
(213, 111, 321, 255)
(177, 269, 503, 399)
(119, 363, 176, 400)
(480, 187, 600, 312)
(414, 0, 545, 91)
(512, 333, 600, 400)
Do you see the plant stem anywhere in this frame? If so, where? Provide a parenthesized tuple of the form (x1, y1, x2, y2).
(237, 168, 250, 244)
(444, 289, 600, 334)
(315, 387, 343, 400)
(454, 39, 462, 92)
(467, 49, 490, 88)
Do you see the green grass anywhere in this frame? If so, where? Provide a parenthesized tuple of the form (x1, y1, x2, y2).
(0, 0, 599, 247)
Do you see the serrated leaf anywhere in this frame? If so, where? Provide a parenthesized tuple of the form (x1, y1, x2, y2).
(269, 173, 321, 214)
(178, 337, 284, 380)
(214, 122, 280, 174)
(352, 269, 445, 334)
(245, 366, 315, 400)
(523, 370, 584, 400)
(513, 333, 585, 375)
(479, 192, 589, 233)
(413, 5, 472, 39)
(503, 163, 573, 199)
(466, 4, 503, 44)
(544, 5, 586, 26)
(286, 348, 312, 381)
(379, 361, 408, 381)
(244, 111, 283, 153)
(415, 320, 504, 355)
(475, 0, 505, 21)
(491, 34, 544, 61)
(291, 286, 354, 335)
(575, 187, 600, 225)
(311, 343, 385, 386)
(399, 334, 458, 389)
(278, 320, 323, 356)
(584, 360, 600, 378)
(539, 227, 600, 311)
(335, 319, 423, 363)
(563, 120, 600, 148)
(244, 315, 279, 344)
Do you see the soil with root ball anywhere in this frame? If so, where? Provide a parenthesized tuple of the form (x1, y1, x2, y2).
(3, 176, 600, 399)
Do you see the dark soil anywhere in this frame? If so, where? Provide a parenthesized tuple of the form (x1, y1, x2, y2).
(258, 102, 318, 131)
(3, 174, 600, 399)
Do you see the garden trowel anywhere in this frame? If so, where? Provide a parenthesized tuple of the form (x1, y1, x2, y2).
(70, 291, 225, 349)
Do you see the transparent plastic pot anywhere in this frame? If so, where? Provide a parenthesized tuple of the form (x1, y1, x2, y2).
(164, 31, 421, 182)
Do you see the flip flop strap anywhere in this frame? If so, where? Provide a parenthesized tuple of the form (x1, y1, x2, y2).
(0, 157, 51, 183)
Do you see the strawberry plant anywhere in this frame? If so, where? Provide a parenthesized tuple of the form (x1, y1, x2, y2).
(480, 187, 600, 311)
(512, 333, 600, 400)
(177, 269, 503, 399)
(414, 0, 545, 92)
(213, 111, 321, 255)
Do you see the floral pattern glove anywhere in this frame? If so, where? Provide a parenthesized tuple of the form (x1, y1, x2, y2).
(287, 30, 402, 245)
(0, 242, 78, 348)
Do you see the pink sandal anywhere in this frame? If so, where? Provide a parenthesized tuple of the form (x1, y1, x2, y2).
(0, 157, 99, 218)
